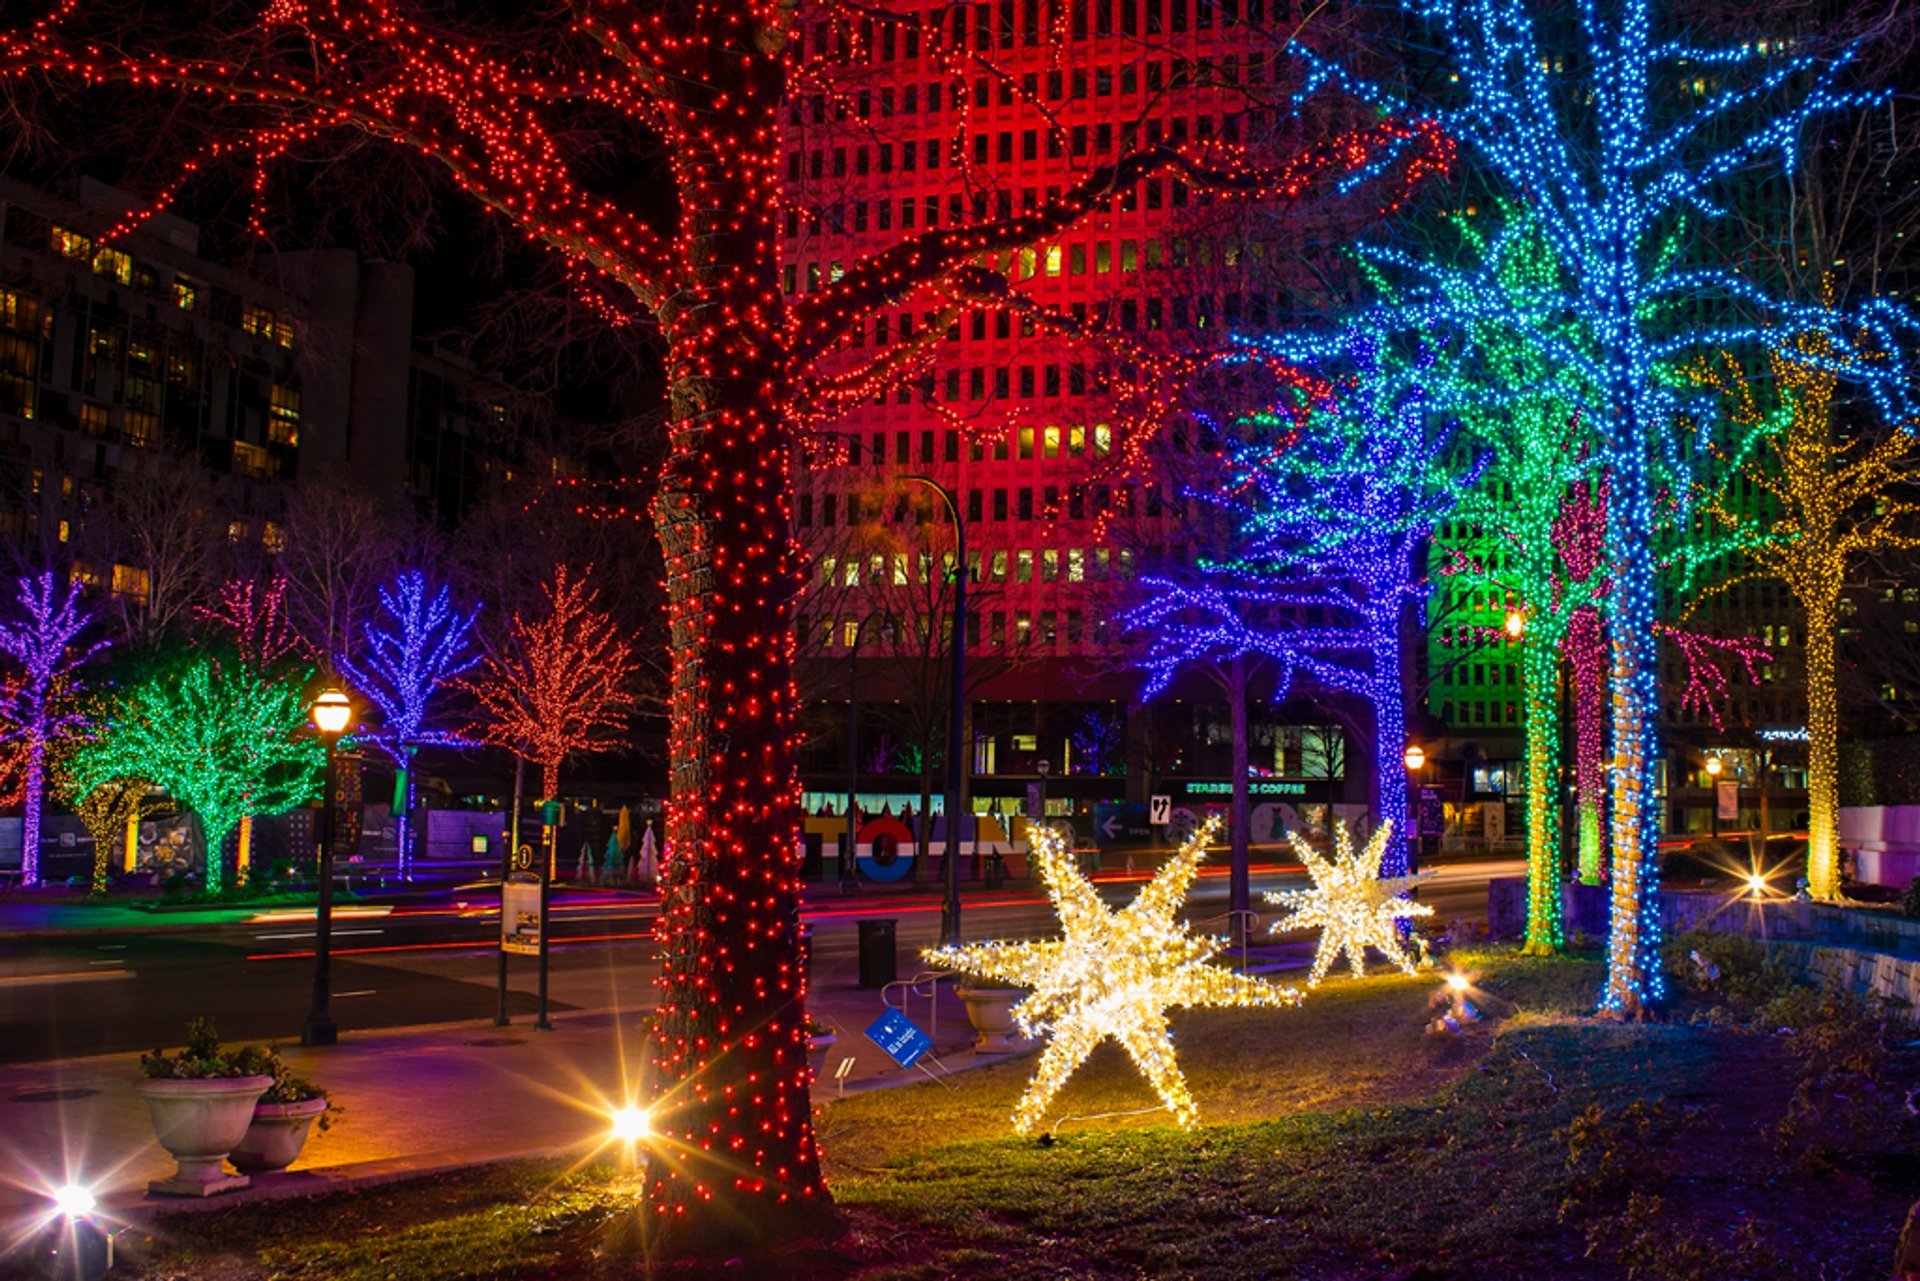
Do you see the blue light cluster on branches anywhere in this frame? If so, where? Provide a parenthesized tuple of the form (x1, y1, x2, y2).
(1285, 0, 1920, 1015)
(1125, 320, 1484, 878)
(337, 571, 481, 880)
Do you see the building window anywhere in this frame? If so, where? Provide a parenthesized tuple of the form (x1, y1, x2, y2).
(269, 383, 301, 446)
(110, 564, 151, 605)
(51, 226, 91, 261)
(232, 442, 270, 480)
(79, 403, 110, 437)
(262, 522, 286, 554)
(92, 245, 133, 285)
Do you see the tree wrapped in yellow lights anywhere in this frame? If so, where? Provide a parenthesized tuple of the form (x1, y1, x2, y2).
(1267, 820, 1433, 987)
(926, 817, 1298, 1135)
(1691, 336, 1920, 900)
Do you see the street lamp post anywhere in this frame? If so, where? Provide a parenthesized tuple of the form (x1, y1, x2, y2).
(1705, 755, 1723, 842)
(905, 475, 966, 947)
(842, 610, 892, 893)
(302, 688, 353, 1047)
(1403, 743, 1426, 874)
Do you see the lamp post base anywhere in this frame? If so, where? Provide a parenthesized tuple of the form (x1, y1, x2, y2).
(300, 1015, 337, 1048)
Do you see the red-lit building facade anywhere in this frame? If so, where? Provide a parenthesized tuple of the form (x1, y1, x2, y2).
(782, 0, 1372, 831)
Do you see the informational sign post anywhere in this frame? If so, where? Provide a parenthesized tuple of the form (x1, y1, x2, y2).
(1717, 781, 1740, 822)
(1149, 795, 1172, 826)
(501, 874, 543, 956)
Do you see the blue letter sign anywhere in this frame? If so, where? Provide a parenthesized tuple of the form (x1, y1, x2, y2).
(864, 1008, 933, 1068)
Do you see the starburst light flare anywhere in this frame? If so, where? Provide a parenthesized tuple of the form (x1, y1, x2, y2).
(926, 818, 1298, 1135)
(1268, 821, 1434, 987)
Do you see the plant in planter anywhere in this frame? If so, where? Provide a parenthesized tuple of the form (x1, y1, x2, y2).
(134, 1020, 275, 1196)
(228, 1046, 335, 1174)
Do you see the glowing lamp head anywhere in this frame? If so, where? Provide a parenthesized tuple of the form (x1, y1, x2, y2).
(1403, 745, 1425, 772)
(1445, 972, 1471, 994)
(609, 1105, 651, 1144)
(1705, 756, 1723, 778)
(311, 689, 353, 737)
(1744, 872, 1767, 898)
(1503, 610, 1525, 639)
(51, 1183, 96, 1218)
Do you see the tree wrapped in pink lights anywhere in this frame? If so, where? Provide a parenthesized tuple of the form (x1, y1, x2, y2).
(0, 572, 109, 887)
(337, 571, 481, 881)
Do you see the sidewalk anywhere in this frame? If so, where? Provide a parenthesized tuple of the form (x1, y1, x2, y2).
(0, 977, 1012, 1224)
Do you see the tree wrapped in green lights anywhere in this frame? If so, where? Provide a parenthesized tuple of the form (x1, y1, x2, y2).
(69, 652, 322, 894)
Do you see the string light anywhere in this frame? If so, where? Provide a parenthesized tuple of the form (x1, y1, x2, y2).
(1126, 317, 1485, 880)
(466, 565, 642, 802)
(926, 818, 1298, 1135)
(67, 654, 323, 894)
(336, 572, 482, 881)
(1266, 819, 1432, 987)
(0, 572, 109, 889)
(0, 0, 1436, 1230)
(1688, 335, 1920, 900)
(1298, 0, 1914, 1015)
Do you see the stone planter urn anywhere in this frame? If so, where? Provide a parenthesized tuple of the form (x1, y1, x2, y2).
(807, 1033, 839, 1080)
(230, 1097, 330, 1174)
(956, 986, 1026, 1052)
(133, 1075, 275, 1196)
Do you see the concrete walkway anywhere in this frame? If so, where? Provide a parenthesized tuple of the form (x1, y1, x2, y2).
(0, 976, 1010, 1224)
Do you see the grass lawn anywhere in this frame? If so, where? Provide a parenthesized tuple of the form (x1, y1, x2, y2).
(40, 945, 1919, 1280)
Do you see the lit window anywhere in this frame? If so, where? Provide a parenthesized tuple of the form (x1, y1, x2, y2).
(1043, 426, 1061, 458)
(1092, 423, 1112, 455)
(50, 226, 91, 260)
(110, 563, 150, 605)
(232, 441, 269, 479)
(226, 520, 249, 543)
(79, 403, 110, 437)
(1045, 245, 1062, 276)
(123, 411, 156, 449)
(241, 303, 275, 339)
(269, 383, 301, 446)
(1068, 549, 1085, 582)
(262, 522, 286, 554)
(91, 246, 133, 285)
(173, 279, 198, 311)
(57, 520, 70, 544)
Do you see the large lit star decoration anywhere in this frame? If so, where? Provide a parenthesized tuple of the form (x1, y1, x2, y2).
(926, 818, 1298, 1135)
(1268, 821, 1434, 988)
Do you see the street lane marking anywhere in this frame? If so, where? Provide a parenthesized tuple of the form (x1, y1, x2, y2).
(86, 960, 123, 966)
(253, 928, 386, 940)
(335, 989, 377, 997)
(0, 970, 135, 986)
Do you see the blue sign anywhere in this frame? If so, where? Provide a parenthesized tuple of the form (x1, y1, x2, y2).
(864, 1008, 933, 1068)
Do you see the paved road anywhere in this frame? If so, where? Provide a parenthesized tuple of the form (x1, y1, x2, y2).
(0, 858, 1516, 1064)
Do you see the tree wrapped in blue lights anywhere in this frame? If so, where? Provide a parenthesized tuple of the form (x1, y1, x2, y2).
(337, 572, 481, 880)
(1296, 0, 1920, 1013)
(1126, 319, 1485, 879)
(0, 572, 109, 888)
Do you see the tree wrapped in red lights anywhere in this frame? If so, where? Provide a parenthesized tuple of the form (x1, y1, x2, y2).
(466, 565, 641, 802)
(0, 2, 1450, 1241)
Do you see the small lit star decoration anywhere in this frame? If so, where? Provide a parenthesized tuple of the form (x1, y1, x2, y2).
(1268, 821, 1434, 988)
(926, 817, 1298, 1135)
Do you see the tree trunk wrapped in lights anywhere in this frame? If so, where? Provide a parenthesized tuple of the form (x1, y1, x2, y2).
(0, 573, 110, 888)
(1688, 337, 1920, 900)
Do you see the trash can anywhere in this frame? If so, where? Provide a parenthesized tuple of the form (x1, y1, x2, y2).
(857, 918, 897, 989)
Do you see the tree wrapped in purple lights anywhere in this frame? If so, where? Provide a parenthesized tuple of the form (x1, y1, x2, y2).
(0, 572, 109, 888)
(337, 572, 481, 881)
(1126, 320, 1485, 879)
(1296, 0, 1919, 1011)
